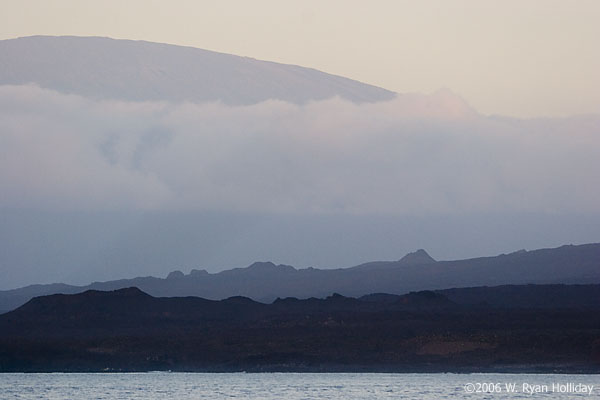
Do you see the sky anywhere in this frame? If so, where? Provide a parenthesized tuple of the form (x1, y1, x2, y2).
(1, 0, 599, 118)
(1, 85, 599, 215)
(0, 1, 599, 289)
(1, 84, 599, 288)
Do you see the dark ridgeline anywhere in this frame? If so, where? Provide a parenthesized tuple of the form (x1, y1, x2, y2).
(1, 243, 599, 314)
(1, 284, 599, 372)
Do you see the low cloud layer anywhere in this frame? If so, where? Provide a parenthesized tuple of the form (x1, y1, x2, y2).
(1, 84, 599, 216)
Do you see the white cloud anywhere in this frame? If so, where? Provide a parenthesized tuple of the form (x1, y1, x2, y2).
(1, 84, 599, 215)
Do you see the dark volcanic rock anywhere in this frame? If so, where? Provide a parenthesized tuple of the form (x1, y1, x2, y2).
(0, 285, 599, 372)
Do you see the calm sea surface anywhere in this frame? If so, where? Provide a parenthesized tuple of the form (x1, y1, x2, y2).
(1, 373, 598, 399)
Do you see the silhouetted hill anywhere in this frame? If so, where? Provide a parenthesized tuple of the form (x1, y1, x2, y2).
(438, 284, 600, 309)
(350, 249, 437, 271)
(1, 285, 599, 372)
(1, 243, 598, 314)
(358, 284, 600, 310)
(0, 36, 395, 104)
(1, 287, 458, 339)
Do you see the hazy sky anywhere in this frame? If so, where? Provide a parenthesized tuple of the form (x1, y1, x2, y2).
(1, 83, 599, 288)
(2, 84, 599, 215)
(1, 0, 599, 117)
(1, 2, 599, 289)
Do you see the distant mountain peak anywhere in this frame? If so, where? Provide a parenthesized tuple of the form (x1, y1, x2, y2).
(398, 249, 436, 265)
(428, 88, 476, 117)
(248, 261, 275, 268)
(246, 262, 296, 273)
(0, 35, 395, 105)
(189, 269, 209, 277)
(166, 270, 185, 280)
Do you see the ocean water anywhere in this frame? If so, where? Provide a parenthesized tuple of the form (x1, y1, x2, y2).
(1, 373, 598, 399)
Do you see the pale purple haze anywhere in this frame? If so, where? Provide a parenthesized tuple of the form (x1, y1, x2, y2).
(1, 84, 599, 289)
(0, 36, 599, 289)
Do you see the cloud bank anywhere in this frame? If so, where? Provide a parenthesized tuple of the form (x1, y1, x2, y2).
(1, 84, 599, 216)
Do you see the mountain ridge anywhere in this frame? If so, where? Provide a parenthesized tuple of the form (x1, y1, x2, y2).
(1, 242, 598, 314)
(2, 284, 599, 372)
(0, 35, 395, 105)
